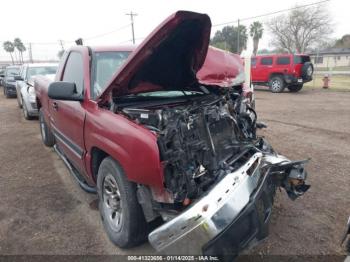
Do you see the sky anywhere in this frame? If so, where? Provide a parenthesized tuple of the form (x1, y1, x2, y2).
(0, 0, 347, 61)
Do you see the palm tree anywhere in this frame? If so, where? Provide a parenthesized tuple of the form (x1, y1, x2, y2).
(249, 21, 264, 56)
(14, 38, 26, 63)
(3, 41, 15, 64)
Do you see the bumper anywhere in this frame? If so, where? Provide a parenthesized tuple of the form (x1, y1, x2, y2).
(149, 153, 276, 255)
(284, 74, 312, 84)
(5, 84, 17, 95)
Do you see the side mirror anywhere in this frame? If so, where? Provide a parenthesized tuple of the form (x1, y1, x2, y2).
(48, 81, 84, 101)
(14, 75, 23, 81)
(0, 74, 4, 78)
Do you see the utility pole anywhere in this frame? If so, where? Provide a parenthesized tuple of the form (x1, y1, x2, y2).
(237, 19, 240, 54)
(126, 11, 137, 44)
(28, 43, 33, 63)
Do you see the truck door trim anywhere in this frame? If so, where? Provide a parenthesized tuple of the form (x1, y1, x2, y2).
(51, 124, 84, 159)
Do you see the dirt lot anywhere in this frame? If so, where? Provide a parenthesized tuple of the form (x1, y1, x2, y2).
(0, 87, 349, 257)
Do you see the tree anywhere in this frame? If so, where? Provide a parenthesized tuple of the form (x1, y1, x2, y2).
(211, 25, 248, 54)
(249, 21, 264, 56)
(334, 34, 350, 48)
(267, 4, 333, 53)
(3, 41, 15, 64)
(13, 38, 26, 63)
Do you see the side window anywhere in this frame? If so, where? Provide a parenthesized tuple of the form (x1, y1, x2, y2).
(62, 52, 84, 95)
(251, 58, 257, 66)
(261, 57, 273, 65)
(276, 57, 290, 65)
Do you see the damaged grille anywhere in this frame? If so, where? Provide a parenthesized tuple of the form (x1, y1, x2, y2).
(119, 92, 258, 203)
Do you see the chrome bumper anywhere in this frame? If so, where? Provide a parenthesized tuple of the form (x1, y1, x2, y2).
(149, 152, 267, 254)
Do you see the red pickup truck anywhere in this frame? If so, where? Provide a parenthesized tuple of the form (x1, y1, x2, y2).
(251, 54, 314, 93)
(35, 11, 309, 257)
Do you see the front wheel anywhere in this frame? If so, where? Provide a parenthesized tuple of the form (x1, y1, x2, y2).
(269, 76, 285, 93)
(97, 157, 148, 248)
(288, 84, 303, 92)
(22, 99, 33, 120)
(4, 87, 10, 98)
(39, 108, 55, 147)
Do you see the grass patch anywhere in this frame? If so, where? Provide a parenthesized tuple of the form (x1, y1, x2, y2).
(304, 75, 350, 91)
(315, 66, 350, 72)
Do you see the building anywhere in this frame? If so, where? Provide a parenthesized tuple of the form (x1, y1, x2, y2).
(309, 48, 350, 69)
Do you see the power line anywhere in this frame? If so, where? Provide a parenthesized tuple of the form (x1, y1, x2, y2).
(212, 0, 330, 27)
(83, 24, 131, 40)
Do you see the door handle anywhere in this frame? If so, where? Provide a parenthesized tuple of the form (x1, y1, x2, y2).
(52, 102, 58, 111)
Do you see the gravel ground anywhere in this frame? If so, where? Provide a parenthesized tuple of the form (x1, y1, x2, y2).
(0, 86, 349, 258)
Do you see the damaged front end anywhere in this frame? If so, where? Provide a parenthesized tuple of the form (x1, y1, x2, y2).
(116, 86, 310, 256)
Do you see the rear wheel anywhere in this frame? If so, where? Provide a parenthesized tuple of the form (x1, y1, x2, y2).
(269, 76, 285, 93)
(97, 157, 148, 248)
(39, 108, 55, 147)
(288, 84, 303, 92)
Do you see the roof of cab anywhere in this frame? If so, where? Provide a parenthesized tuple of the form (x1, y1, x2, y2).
(67, 45, 136, 53)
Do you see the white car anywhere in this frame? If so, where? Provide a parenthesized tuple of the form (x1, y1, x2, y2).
(15, 63, 58, 119)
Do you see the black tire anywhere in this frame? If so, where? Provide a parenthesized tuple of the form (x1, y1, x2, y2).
(17, 93, 22, 108)
(22, 99, 33, 120)
(39, 108, 55, 147)
(301, 62, 314, 80)
(288, 84, 303, 93)
(97, 157, 148, 248)
(269, 76, 285, 93)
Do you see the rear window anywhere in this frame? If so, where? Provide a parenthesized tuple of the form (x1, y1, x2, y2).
(276, 57, 291, 65)
(261, 57, 273, 65)
(294, 55, 310, 64)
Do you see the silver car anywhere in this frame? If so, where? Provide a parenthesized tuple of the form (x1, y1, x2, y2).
(16, 63, 58, 119)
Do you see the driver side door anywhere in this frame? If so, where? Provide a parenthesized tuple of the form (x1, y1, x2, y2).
(49, 51, 87, 174)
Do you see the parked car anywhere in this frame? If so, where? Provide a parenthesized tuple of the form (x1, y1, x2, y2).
(34, 11, 310, 258)
(251, 54, 314, 93)
(3, 65, 21, 98)
(0, 69, 5, 86)
(15, 63, 58, 119)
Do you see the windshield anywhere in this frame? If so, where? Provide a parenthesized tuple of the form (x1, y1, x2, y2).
(91, 51, 131, 99)
(27, 66, 58, 79)
(6, 67, 20, 76)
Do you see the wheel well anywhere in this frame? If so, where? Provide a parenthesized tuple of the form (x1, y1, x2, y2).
(91, 147, 109, 182)
(269, 73, 284, 81)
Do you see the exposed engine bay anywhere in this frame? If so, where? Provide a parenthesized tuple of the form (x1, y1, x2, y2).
(113, 87, 310, 205)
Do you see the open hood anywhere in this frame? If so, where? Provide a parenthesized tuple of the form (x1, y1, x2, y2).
(98, 11, 211, 104)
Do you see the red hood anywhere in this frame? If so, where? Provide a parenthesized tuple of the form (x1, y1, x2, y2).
(98, 11, 211, 104)
(197, 46, 244, 87)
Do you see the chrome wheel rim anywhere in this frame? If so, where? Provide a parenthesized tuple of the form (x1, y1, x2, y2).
(307, 67, 312, 76)
(102, 174, 123, 231)
(271, 79, 281, 92)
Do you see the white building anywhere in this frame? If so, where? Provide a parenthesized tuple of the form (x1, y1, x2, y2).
(309, 48, 350, 69)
